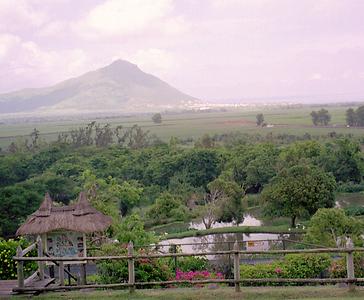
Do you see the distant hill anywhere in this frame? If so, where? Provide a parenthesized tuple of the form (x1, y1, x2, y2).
(0, 60, 199, 114)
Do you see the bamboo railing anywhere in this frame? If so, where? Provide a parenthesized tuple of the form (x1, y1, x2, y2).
(13, 239, 361, 294)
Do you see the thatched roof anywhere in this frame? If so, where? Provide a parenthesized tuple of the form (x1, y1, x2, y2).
(16, 192, 112, 236)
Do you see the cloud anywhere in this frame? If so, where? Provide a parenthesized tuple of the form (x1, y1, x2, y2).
(74, 0, 178, 38)
(0, 34, 96, 92)
(124, 48, 179, 76)
(0, 0, 48, 32)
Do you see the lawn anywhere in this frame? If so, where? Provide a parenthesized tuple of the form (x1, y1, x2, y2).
(14, 286, 364, 300)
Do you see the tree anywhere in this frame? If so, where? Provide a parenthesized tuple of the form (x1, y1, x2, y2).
(310, 109, 331, 126)
(146, 192, 188, 223)
(231, 143, 279, 193)
(346, 108, 357, 127)
(256, 113, 264, 126)
(195, 134, 215, 148)
(117, 213, 157, 245)
(356, 106, 364, 126)
(205, 173, 245, 226)
(152, 113, 162, 124)
(320, 138, 363, 183)
(261, 164, 336, 228)
(304, 208, 363, 247)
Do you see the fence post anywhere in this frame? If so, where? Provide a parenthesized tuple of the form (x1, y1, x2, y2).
(228, 242, 232, 278)
(59, 261, 65, 286)
(37, 235, 44, 281)
(128, 241, 135, 293)
(16, 246, 24, 289)
(282, 238, 286, 250)
(172, 244, 178, 274)
(80, 263, 87, 285)
(346, 238, 355, 291)
(233, 240, 241, 293)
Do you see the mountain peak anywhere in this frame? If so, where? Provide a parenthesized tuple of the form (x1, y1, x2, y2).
(0, 59, 199, 115)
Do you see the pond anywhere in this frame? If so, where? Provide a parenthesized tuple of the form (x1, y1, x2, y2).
(189, 214, 262, 230)
(160, 214, 300, 254)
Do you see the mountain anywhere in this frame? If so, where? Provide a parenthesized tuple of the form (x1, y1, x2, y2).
(0, 60, 199, 115)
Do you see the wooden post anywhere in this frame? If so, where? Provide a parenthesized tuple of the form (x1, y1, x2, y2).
(346, 237, 355, 291)
(37, 236, 44, 281)
(128, 241, 135, 293)
(16, 246, 24, 289)
(172, 244, 178, 274)
(59, 261, 65, 286)
(80, 233, 87, 285)
(282, 239, 286, 250)
(228, 241, 232, 278)
(80, 263, 87, 285)
(233, 240, 241, 293)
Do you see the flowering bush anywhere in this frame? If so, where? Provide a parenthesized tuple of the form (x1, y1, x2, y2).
(240, 254, 331, 286)
(175, 269, 224, 287)
(329, 253, 364, 278)
(96, 244, 173, 285)
(0, 238, 37, 280)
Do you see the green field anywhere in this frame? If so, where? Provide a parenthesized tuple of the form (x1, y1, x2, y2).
(1, 104, 363, 149)
(13, 286, 364, 300)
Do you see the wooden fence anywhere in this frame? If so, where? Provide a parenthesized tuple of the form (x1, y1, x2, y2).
(13, 239, 364, 294)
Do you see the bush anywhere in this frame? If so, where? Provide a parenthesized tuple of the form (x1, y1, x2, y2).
(240, 262, 284, 286)
(175, 269, 224, 287)
(337, 182, 364, 193)
(96, 244, 173, 285)
(330, 253, 364, 278)
(344, 206, 364, 217)
(0, 238, 37, 279)
(240, 254, 331, 286)
(174, 256, 209, 272)
(284, 254, 331, 279)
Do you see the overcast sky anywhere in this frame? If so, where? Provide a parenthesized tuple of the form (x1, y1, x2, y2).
(1, 0, 364, 101)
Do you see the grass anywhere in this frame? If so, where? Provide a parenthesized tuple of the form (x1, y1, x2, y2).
(159, 225, 304, 240)
(1, 104, 363, 149)
(13, 286, 364, 300)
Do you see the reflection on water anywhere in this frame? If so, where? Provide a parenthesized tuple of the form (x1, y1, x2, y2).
(161, 233, 296, 253)
(189, 214, 262, 230)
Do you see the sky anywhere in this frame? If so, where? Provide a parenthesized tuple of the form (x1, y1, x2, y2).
(1, 0, 364, 101)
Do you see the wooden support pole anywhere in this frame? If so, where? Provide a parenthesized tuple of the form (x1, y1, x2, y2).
(172, 244, 178, 274)
(80, 263, 87, 285)
(16, 246, 24, 289)
(233, 240, 241, 293)
(59, 261, 65, 286)
(37, 235, 44, 281)
(128, 241, 135, 293)
(346, 238, 355, 291)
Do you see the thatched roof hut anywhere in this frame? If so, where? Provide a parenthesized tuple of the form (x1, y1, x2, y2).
(16, 192, 112, 236)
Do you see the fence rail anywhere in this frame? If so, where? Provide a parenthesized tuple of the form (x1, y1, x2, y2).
(13, 239, 361, 294)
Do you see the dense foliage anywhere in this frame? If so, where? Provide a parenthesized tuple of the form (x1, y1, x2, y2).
(1, 123, 364, 238)
(240, 254, 331, 286)
(0, 238, 37, 279)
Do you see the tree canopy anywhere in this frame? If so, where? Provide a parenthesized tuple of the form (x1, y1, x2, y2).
(262, 164, 336, 227)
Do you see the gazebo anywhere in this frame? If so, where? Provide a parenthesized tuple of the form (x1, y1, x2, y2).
(16, 192, 112, 287)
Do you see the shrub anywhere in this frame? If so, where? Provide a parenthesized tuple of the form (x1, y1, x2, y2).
(240, 254, 331, 286)
(175, 269, 224, 287)
(344, 206, 364, 217)
(174, 256, 209, 272)
(96, 244, 173, 285)
(283, 254, 331, 279)
(329, 253, 364, 279)
(337, 182, 364, 193)
(240, 262, 285, 286)
(0, 238, 37, 280)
